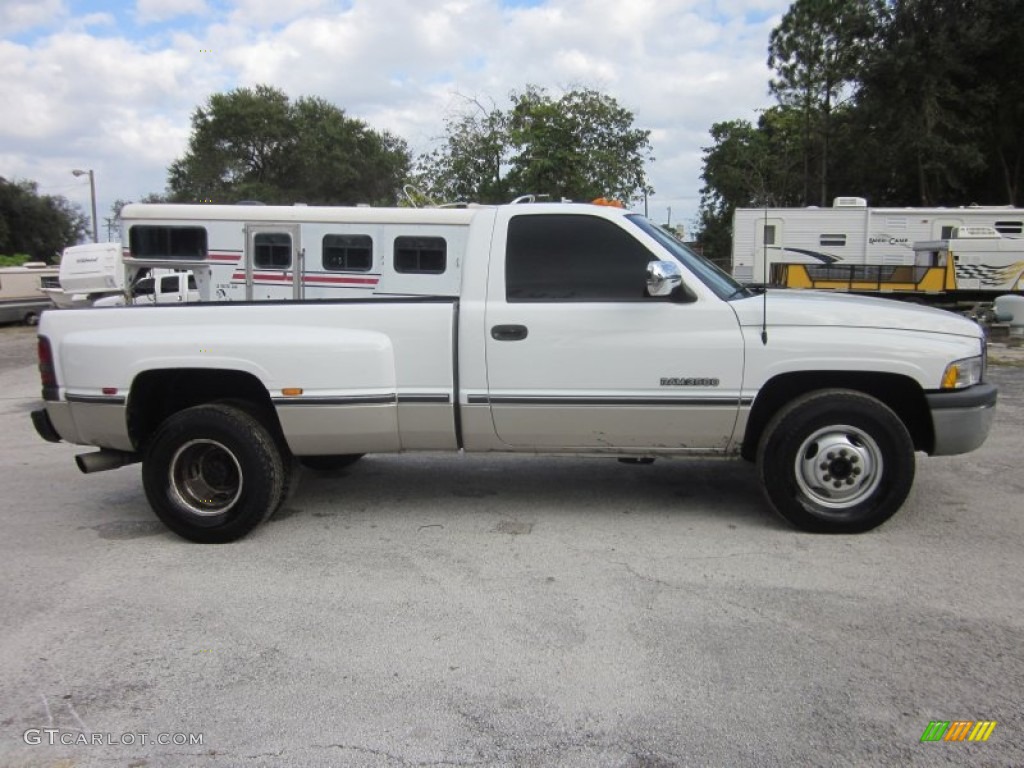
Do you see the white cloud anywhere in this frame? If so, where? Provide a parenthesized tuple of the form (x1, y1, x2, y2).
(1, 0, 792, 231)
(135, 0, 209, 25)
(0, 0, 66, 35)
(226, 0, 334, 28)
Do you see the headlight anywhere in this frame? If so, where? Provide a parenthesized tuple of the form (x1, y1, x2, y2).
(941, 355, 983, 389)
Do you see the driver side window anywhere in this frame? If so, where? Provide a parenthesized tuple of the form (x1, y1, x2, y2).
(505, 214, 658, 302)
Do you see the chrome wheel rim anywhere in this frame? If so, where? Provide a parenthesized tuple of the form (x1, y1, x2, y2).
(169, 439, 243, 516)
(795, 425, 883, 510)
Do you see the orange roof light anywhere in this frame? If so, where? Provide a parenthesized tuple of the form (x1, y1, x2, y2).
(591, 197, 625, 208)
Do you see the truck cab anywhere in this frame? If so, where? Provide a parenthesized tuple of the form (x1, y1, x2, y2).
(93, 270, 199, 307)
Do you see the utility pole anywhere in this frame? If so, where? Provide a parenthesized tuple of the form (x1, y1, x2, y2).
(71, 169, 98, 242)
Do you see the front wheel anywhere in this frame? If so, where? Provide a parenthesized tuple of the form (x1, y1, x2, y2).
(142, 404, 285, 543)
(757, 389, 915, 533)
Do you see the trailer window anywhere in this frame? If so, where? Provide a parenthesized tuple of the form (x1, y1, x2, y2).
(995, 221, 1023, 234)
(129, 226, 207, 259)
(253, 233, 292, 269)
(763, 224, 776, 245)
(394, 237, 446, 274)
(323, 235, 372, 272)
(820, 233, 846, 246)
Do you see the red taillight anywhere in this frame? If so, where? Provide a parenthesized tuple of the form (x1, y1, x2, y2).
(38, 336, 57, 391)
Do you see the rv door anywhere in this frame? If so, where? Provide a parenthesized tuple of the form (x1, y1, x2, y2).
(244, 223, 303, 301)
(932, 218, 964, 241)
(753, 216, 783, 283)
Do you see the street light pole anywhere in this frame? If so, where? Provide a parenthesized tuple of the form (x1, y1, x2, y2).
(72, 169, 98, 243)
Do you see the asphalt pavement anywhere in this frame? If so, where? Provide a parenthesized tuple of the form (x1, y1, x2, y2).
(0, 323, 1022, 767)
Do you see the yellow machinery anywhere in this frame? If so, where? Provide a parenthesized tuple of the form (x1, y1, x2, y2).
(771, 259, 956, 295)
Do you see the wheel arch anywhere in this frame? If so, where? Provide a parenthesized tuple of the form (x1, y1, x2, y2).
(127, 368, 283, 451)
(741, 371, 933, 461)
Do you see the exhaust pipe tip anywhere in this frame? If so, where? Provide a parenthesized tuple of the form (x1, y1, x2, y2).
(75, 449, 138, 474)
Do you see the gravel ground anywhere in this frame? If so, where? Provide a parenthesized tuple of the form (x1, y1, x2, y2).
(0, 322, 1021, 768)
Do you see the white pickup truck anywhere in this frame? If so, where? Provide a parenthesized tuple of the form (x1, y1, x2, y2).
(31, 202, 997, 542)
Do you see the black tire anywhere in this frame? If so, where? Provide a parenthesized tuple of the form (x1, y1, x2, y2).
(757, 389, 915, 533)
(24, 311, 39, 326)
(298, 454, 364, 472)
(142, 404, 284, 543)
(213, 398, 296, 512)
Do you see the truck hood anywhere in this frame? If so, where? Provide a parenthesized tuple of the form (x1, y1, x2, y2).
(731, 290, 982, 338)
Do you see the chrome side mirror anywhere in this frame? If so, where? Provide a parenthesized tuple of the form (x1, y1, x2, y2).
(646, 260, 683, 297)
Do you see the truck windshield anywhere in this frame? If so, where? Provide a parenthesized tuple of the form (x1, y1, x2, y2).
(626, 215, 749, 300)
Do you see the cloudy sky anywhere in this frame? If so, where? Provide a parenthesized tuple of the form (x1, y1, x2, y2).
(1, 0, 789, 240)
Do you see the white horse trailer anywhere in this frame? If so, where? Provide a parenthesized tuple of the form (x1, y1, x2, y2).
(118, 203, 472, 303)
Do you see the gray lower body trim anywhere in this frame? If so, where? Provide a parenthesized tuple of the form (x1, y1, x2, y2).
(66, 394, 127, 405)
(467, 395, 752, 407)
(926, 383, 998, 456)
(271, 394, 450, 406)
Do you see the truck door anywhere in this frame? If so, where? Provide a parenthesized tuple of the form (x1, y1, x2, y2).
(482, 211, 745, 452)
(244, 224, 303, 301)
(156, 274, 183, 303)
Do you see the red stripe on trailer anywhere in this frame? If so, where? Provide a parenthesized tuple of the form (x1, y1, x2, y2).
(230, 273, 379, 286)
(304, 275, 379, 285)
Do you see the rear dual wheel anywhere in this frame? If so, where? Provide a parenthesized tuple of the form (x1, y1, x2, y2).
(757, 389, 915, 533)
(143, 404, 285, 543)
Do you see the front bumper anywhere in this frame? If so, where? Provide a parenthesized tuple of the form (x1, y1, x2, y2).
(926, 383, 998, 456)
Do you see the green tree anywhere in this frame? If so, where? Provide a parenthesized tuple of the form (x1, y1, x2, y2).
(168, 85, 411, 206)
(856, 0, 986, 205)
(695, 0, 1024, 263)
(0, 177, 88, 262)
(286, 96, 410, 206)
(958, 0, 1024, 205)
(414, 97, 509, 204)
(695, 108, 804, 266)
(768, 0, 881, 205)
(507, 86, 653, 203)
(415, 86, 653, 205)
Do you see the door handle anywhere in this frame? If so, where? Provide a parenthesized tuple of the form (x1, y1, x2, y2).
(491, 324, 528, 341)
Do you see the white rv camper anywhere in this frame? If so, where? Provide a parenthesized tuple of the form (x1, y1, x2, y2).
(732, 198, 1024, 293)
(0, 262, 58, 325)
(913, 227, 1024, 293)
(40, 242, 124, 308)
